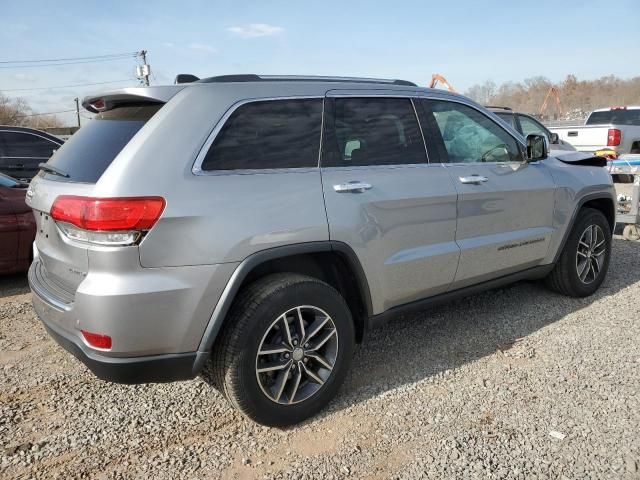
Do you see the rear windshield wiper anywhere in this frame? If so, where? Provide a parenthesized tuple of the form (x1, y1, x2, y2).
(38, 163, 70, 178)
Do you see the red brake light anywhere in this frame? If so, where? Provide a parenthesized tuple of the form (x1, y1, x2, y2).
(607, 128, 621, 147)
(50, 196, 165, 231)
(90, 98, 106, 111)
(81, 330, 112, 349)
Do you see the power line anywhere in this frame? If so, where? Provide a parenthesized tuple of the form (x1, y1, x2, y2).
(13, 109, 75, 118)
(0, 52, 138, 65)
(2, 79, 135, 92)
(0, 56, 137, 69)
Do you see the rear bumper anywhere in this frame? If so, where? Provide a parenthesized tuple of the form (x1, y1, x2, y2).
(41, 314, 207, 384)
(28, 260, 212, 383)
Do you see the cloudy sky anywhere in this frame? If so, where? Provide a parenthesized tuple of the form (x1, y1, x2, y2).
(1, 0, 638, 126)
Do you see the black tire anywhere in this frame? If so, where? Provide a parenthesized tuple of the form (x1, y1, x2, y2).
(204, 273, 355, 427)
(545, 208, 612, 297)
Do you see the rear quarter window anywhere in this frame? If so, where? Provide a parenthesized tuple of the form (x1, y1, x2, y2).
(201, 99, 323, 171)
(43, 104, 162, 183)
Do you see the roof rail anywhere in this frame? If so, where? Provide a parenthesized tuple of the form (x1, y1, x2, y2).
(196, 74, 417, 87)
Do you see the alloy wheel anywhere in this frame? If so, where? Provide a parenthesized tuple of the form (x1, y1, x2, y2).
(575, 224, 606, 284)
(255, 306, 339, 405)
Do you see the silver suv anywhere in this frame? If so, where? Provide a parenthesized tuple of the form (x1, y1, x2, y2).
(27, 75, 615, 426)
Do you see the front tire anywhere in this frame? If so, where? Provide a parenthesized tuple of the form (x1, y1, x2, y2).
(545, 208, 612, 297)
(205, 273, 355, 427)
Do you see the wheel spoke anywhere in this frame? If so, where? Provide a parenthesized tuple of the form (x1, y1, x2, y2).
(307, 327, 336, 351)
(304, 315, 331, 343)
(295, 307, 306, 340)
(302, 362, 325, 385)
(594, 238, 605, 250)
(577, 250, 587, 258)
(590, 225, 597, 248)
(273, 365, 292, 402)
(591, 256, 601, 273)
(258, 344, 290, 356)
(287, 366, 303, 404)
(257, 359, 292, 374)
(280, 315, 293, 348)
(579, 240, 590, 250)
(588, 261, 596, 281)
(578, 259, 590, 281)
(306, 352, 333, 370)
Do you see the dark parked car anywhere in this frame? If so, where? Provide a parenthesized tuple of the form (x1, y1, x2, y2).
(487, 107, 575, 153)
(0, 173, 36, 274)
(0, 126, 63, 182)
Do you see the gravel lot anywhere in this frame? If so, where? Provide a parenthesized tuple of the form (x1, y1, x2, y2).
(1, 191, 639, 479)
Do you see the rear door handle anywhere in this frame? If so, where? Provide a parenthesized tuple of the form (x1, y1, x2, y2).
(333, 181, 372, 193)
(459, 175, 488, 185)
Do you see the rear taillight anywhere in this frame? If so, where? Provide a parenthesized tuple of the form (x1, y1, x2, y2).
(50, 196, 165, 246)
(607, 128, 621, 146)
(81, 330, 112, 350)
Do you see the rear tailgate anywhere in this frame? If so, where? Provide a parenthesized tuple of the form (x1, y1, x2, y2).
(550, 125, 610, 152)
(27, 178, 95, 302)
(25, 88, 179, 304)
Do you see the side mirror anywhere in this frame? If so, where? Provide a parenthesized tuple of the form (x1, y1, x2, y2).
(526, 134, 548, 161)
(550, 132, 560, 144)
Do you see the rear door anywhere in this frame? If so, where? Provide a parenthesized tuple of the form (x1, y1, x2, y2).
(320, 92, 459, 314)
(422, 98, 557, 289)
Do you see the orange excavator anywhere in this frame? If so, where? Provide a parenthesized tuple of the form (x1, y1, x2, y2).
(429, 74, 457, 93)
(539, 86, 562, 119)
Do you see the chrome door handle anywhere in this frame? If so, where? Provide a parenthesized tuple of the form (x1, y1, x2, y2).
(333, 181, 372, 193)
(459, 175, 488, 184)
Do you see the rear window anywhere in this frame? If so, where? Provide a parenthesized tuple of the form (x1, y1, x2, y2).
(201, 99, 323, 171)
(586, 109, 640, 126)
(43, 104, 161, 183)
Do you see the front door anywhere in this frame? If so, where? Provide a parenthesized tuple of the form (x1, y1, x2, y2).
(320, 93, 460, 314)
(422, 98, 557, 289)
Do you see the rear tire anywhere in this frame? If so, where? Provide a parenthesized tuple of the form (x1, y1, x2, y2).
(204, 273, 355, 427)
(545, 208, 611, 297)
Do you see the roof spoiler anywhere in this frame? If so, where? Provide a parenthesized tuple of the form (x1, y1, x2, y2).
(175, 74, 200, 84)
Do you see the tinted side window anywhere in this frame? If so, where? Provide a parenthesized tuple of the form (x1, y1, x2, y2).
(518, 114, 548, 138)
(428, 101, 523, 164)
(322, 97, 426, 167)
(493, 112, 517, 130)
(0, 132, 58, 158)
(201, 99, 323, 171)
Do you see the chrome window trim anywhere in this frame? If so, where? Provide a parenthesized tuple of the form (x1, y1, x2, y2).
(192, 96, 325, 176)
(417, 94, 527, 154)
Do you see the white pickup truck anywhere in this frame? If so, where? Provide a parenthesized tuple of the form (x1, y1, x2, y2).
(549, 107, 640, 155)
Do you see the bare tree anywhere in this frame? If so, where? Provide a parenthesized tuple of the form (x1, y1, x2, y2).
(464, 75, 640, 119)
(0, 92, 63, 128)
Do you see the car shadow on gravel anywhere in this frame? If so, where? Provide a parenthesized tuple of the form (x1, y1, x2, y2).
(0, 273, 29, 299)
(325, 237, 640, 417)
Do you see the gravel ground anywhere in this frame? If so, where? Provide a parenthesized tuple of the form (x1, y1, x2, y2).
(1, 194, 639, 479)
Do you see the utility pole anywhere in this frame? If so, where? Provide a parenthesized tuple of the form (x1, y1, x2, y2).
(137, 50, 151, 86)
(74, 97, 81, 128)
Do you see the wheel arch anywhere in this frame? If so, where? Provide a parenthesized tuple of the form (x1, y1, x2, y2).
(196, 241, 372, 361)
(553, 193, 615, 264)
